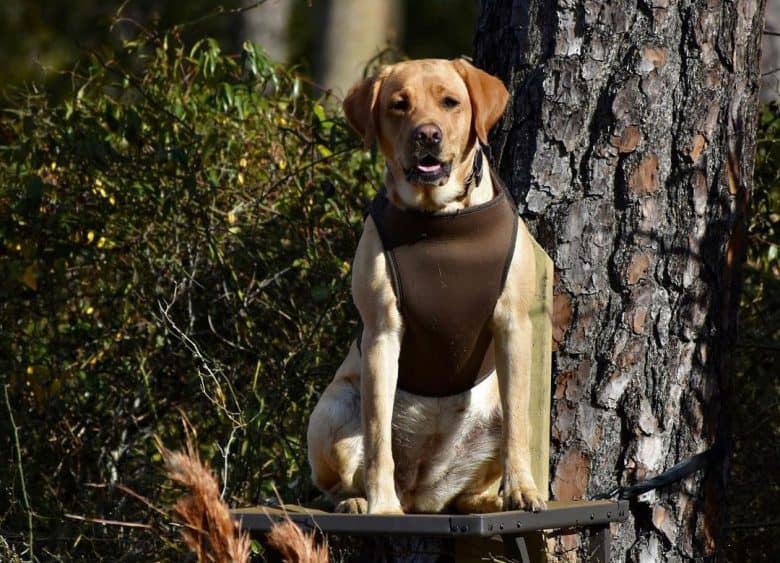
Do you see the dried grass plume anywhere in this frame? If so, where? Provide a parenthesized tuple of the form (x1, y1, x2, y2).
(161, 440, 251, 563)
(161, 439, 329, 563)
(266, 518, 329, 563)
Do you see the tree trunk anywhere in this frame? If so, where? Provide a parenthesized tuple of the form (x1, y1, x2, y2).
(761, 6, 780, 101)
(239, 0, 294, 64)
(314, 0, 403, 97)
(475, 0, 764, 560)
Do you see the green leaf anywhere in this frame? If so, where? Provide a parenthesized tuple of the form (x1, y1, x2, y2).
(222, 83, 234, 107)
(313, 103, 326, 123)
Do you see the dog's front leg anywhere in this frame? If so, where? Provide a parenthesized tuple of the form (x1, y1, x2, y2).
(352, 219, 404, 515)
(494, 312, 547, 512)
(360, 328, 404, 514)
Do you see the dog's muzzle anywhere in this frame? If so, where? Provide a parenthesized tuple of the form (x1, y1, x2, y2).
(405, 124, 451, 185)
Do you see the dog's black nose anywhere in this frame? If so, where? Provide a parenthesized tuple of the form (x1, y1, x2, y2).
(413, 124, 442, 146)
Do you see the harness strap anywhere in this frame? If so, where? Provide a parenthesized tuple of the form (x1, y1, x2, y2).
(363, 165, 518, 397)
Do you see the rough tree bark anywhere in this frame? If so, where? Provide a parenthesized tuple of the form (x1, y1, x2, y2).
(475, 0, 764, 561)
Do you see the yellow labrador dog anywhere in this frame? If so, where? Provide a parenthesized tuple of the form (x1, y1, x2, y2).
(307, 59, 545, 515)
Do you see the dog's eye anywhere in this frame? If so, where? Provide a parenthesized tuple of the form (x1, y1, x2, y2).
(442, 96, 460, 109)
(390, 99, 409, 112)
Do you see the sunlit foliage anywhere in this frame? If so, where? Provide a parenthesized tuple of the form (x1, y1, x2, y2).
(0, 29, 379, 560)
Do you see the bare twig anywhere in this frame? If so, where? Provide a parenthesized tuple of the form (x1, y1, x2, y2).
(156, 286, 244, 425)
(216, 426, 240, 498)
(156, 291, 251, 497)
(207, 312, 251, 352)
(64, 513, 152, 529)
(116, 483, 169, 518)
(173, 0, 270, 31)
(4, 385, 34, 561)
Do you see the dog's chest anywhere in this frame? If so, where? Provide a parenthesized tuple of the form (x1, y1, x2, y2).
(369, 184, 518, 397)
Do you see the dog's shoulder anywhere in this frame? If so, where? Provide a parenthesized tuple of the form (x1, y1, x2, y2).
(351, 216, 402, 331)
(494, 217, 537, 322)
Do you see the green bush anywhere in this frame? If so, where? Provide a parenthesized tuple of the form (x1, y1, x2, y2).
(0, 30, 380, 560)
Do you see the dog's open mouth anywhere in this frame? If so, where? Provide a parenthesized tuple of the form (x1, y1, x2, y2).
(405, 155, 451, 185)
(417, 155, 444, 174)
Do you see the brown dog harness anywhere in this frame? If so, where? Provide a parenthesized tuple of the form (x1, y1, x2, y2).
(366, 172, 518, 397)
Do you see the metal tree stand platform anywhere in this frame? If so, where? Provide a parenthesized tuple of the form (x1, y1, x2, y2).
(233, 499, 628, 562)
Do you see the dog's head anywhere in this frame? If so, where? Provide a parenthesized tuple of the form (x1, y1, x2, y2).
(343, 59, 509, 211)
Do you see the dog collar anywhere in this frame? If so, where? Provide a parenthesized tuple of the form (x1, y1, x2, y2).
(460, 145, 484, 200)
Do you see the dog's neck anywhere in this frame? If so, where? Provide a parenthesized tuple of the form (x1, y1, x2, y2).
(384, 145, 496, 214)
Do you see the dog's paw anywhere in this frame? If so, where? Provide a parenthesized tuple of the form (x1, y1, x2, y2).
(502, 477, 546, 512)
(335, 497, 368, 514)
(453, 491, 504, 513)
(368, 499, 404, 515)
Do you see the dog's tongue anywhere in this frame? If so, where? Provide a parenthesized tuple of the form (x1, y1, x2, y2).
(417, 162, 441, 173)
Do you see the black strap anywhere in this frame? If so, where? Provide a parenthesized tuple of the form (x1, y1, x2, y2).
(463, 145, 483, 189)
(593, 441, 726, 500)
(458, 145, 484, 201)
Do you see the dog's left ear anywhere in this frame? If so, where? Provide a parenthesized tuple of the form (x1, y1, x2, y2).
(451, 59, 509, 145)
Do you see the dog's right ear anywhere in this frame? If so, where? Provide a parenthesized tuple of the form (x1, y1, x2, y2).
(451, 59, 509, 145)
(343, 71, 384, 148)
